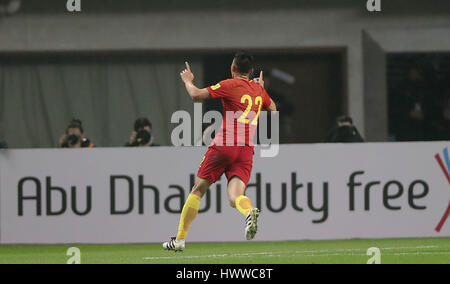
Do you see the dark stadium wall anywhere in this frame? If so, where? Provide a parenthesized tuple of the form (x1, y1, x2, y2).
(203, 51, 346, 144)
(0, 0, 450, 146)
(252, 52, 345, 144)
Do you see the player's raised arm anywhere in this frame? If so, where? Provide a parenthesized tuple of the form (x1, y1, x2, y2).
(266, 98, 277, 112)
(254, 71, 264, 88)
(255, 71, 277, 112)
(180, 62, 211, 102)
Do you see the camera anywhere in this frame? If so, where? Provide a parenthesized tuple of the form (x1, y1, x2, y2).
(131, 130, 151, 147)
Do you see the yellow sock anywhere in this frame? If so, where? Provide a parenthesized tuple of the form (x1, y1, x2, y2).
(176, 194, 201, 240)
(235, 195, 253, 217)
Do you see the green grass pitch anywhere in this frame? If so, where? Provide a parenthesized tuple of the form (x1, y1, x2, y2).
(0, 238, 449, 264)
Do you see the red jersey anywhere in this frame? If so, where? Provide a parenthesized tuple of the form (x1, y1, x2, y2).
(206, 78, 272, 147)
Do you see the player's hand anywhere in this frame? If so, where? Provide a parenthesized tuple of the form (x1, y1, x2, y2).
(180, 62, 194, 83)
(254, 71, 264, 88)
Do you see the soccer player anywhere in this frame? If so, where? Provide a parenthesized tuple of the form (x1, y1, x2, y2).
(163, 51, 277, 252)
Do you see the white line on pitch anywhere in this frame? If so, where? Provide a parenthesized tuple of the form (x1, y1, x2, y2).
(144, 246, 448, 260)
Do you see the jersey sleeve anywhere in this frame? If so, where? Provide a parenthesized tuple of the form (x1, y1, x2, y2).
(206, 80, 232, 99)
(262, 88, 272, 109)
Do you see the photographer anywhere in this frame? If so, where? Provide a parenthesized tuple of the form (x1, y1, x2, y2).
(58, 119, 94, 148)
(323, 115, 364, 143)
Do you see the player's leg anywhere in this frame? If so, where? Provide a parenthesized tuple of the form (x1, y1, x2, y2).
(226, 145, 260, 240)
(163, 177, 211, 252)
(177, 177, 211, 240)
(227, 176, 251, 213)
(227, 176, 260, 240)
(164, 146, 225, 251)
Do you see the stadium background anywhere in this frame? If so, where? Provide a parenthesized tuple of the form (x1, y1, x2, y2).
(0, 0, 449, 147)
(0, 0, 449, 264)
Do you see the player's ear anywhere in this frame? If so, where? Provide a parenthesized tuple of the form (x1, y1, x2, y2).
(231, 64, 238, 76)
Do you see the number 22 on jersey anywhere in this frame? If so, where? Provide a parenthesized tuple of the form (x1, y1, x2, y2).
(237, 95, 263, 126)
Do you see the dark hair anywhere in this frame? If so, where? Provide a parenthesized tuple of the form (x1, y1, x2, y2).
(336, 115, 353, 125)
(233, 51, 254, 75)
(71, 119, 83, 126)
(65, 118, 84, 134)
(134, 117, 152, 132)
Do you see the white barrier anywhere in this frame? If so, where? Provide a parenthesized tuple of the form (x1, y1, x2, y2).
(0, 142, 449, 244)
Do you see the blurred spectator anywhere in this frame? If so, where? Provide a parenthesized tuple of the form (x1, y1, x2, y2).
(397, 67, 429, 140)
(0, 140, 8, 149)
(389, 54, 450, 141)
(59, 119, 94, 148)
(433, 95, 450, 140)
(324, 115, 364, 143)
(126, 117, 158, 146)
